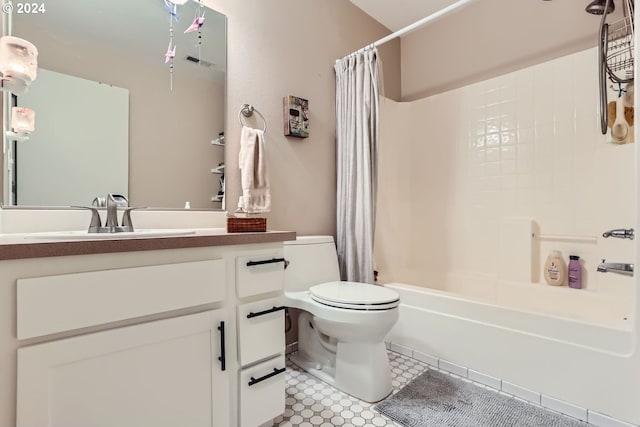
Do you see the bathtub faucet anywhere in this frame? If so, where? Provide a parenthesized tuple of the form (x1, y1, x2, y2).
(602, 228, 634, 240)
(597, 259, 634, 276)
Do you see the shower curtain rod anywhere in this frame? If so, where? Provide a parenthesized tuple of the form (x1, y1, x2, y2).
(338, 0, 479, 61)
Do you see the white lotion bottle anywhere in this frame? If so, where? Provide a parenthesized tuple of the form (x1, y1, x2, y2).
(544, 251, 566, 286)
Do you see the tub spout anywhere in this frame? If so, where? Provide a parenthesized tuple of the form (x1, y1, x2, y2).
(602, 228, 634, 240)
(597, 259, 634, 276)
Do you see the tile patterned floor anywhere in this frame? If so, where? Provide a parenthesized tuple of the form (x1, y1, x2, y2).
(274, 351, 428, 427)
(273, 350, 594, 427)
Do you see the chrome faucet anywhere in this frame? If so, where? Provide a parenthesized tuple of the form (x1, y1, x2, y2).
(597, 259, 634, 276)
(104, 193, 136, 233)
(74, 194, 139, 233)
(105, 194, 119, 231)
(602, 228, 634, 240)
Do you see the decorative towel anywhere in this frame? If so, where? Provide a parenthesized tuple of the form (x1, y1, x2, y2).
(238, 125, 271, 213)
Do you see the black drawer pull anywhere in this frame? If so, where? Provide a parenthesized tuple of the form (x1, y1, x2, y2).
(248, 367, 286, 387)
(217, 321, 226, 371)
(247, 305, 286, 319)
(246, 257, 286, 267)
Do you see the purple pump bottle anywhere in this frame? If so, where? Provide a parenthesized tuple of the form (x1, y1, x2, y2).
(568, 255, 582, 289)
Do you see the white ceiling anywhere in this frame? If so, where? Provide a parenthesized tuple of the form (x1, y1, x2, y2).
(352, 0, 628, 35)
(349, 0, 463, 32)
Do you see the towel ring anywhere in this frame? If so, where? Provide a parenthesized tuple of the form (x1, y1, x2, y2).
(238, 103, 267, 133)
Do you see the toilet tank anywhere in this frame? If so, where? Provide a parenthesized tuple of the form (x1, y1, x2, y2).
(283, 235, 341, 292)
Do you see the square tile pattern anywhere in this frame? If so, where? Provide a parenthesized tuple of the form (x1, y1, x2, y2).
(376, 46, 636, 300)
(273, 350, 595, 427)
(274, 351, 426, 427)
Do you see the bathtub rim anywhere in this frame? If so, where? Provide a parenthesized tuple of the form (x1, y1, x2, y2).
(384, 282, 634, 356)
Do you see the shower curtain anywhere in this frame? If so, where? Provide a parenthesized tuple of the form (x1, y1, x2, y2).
(334, 48, 380, 284)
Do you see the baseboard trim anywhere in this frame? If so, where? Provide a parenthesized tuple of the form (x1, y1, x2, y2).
(384, 341, 638, 427)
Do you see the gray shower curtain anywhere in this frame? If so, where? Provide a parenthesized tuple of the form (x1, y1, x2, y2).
(334, 48, 380, 284)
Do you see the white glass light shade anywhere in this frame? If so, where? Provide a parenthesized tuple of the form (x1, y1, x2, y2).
(11, 107, 35, 135)
(0, 36, 38, 94)
(168, 0, 189, 4)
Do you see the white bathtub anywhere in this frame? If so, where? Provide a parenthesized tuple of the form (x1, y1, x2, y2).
(384, 282, 639, 424)
(388, 280, 632, 353)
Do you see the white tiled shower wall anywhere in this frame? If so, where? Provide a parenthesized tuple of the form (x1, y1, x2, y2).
(376, 48, 635, 306)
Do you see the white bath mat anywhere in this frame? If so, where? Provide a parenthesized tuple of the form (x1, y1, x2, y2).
(375, 368, 587, 427)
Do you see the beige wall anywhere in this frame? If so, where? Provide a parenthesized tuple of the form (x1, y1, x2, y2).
(401, 0, 602, 100)
(205, 0, 400, 235)
(4, 0, 400, 228)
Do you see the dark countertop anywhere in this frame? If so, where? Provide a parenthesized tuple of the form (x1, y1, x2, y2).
(0, 229, 296, 260)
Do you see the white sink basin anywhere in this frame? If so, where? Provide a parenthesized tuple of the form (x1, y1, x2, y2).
(23, 229, 197, 240)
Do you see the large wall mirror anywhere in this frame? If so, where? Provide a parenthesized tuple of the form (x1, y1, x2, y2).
(2, 0, 226, 209)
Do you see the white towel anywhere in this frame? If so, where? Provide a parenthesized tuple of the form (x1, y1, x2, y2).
(238, 125, 271, 213)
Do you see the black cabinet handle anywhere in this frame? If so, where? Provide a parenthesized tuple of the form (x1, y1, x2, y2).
(217, 321, 226, 371)
(246, 257, 286, 267)
(247, 305, 286, 319)
(248, 367, 286, 387)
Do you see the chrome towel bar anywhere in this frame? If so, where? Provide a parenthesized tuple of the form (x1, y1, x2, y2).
(238, 103, 267, 133)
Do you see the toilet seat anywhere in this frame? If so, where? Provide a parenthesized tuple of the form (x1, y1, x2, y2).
(309, 282, 400, 311)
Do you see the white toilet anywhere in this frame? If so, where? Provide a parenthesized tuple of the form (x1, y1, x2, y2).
(283, 235, 400, 402)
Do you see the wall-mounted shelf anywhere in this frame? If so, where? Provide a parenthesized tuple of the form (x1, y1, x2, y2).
(533, 233, 598, 244)
(212, 132, 225, 146)
(5, 131, 30, 142)
(212, 131, 225, 203)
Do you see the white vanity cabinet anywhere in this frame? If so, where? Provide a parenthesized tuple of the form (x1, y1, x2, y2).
(17, 310, 229, 427)
(235, 253, 288, 427)
(1, 238, 292, 427)
(15, 257, 231, 427)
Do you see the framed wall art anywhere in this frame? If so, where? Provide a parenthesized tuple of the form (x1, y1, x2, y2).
(283, 95, 309, 138)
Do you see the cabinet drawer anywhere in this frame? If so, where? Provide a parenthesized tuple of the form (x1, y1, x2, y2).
(239, 355, 286, 427)
(235, 253, 285, 298)
(17, 259, 225, 340)
(237, 298, 285, 366)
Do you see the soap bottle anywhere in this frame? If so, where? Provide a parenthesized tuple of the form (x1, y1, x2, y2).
(568, 255, 582, 289)
(544, 251, 566, 286)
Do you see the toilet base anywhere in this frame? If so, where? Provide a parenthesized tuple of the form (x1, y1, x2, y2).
(334, 341, 393, 402)
(289, 351, 337, 390)
(292, 312, 393, 403)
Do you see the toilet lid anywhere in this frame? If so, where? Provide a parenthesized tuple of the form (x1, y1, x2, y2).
(309, 282, 400, 310)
